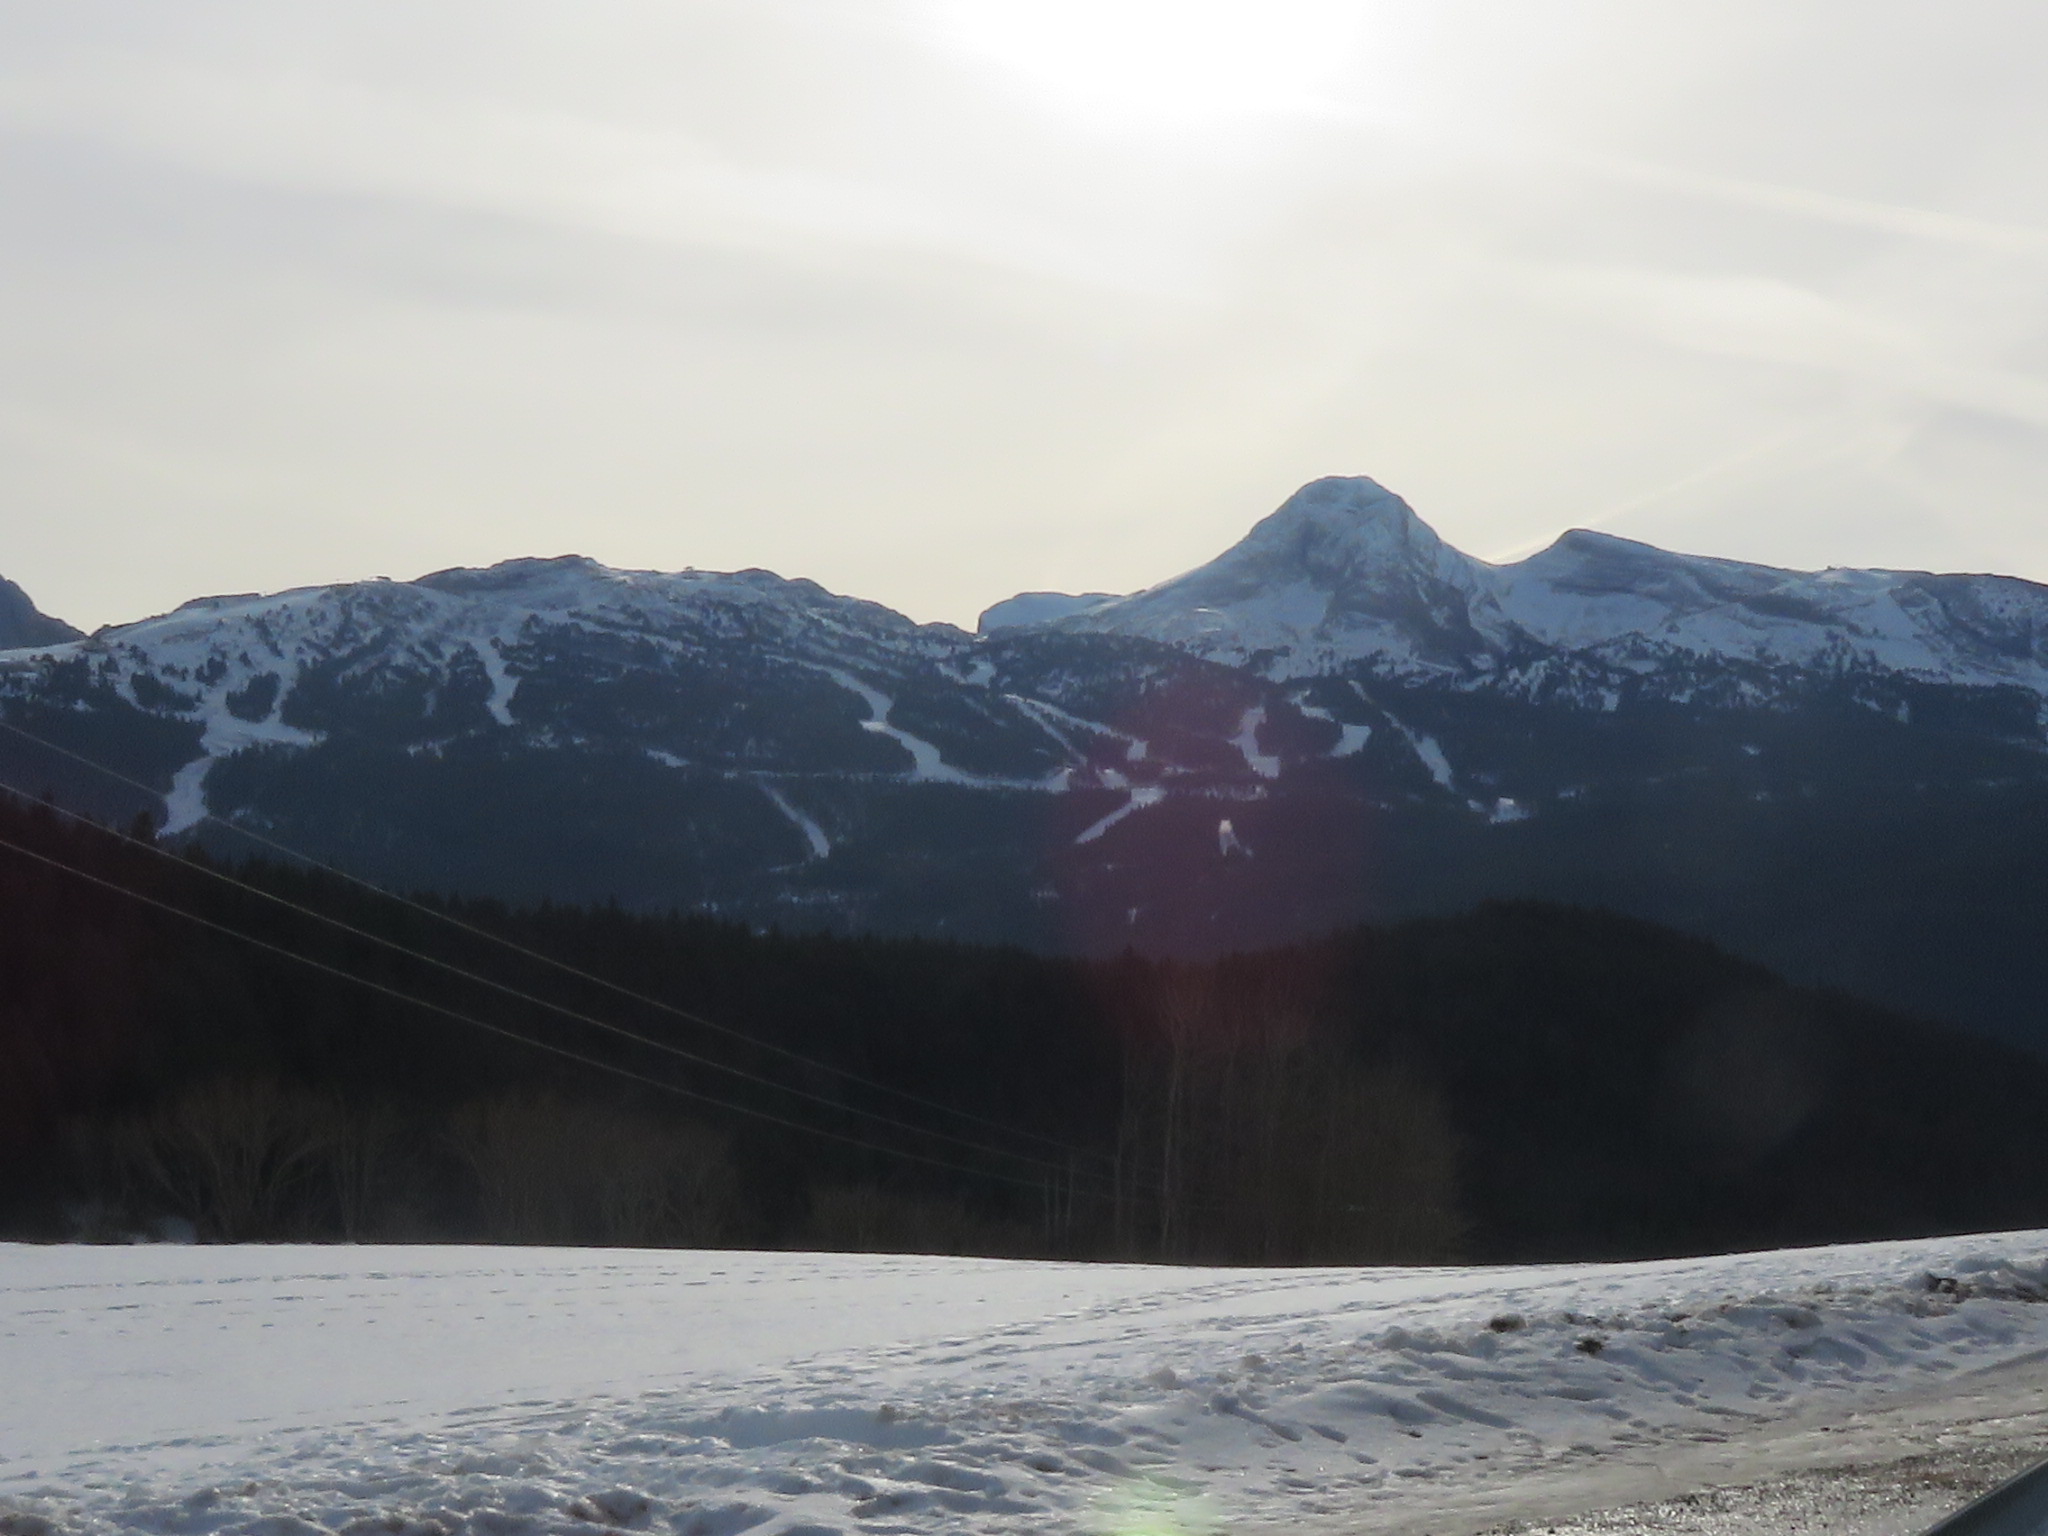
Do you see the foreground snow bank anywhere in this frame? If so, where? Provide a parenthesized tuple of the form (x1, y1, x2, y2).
(5, 1234, 2048, 1535)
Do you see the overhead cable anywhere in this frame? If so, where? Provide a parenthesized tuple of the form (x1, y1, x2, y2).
(0, 712, 1079, 1155)
(0, 828, 1094, 1198)
(0, 781, 1110, 1188)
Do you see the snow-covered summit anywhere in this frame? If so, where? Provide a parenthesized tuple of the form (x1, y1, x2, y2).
(86, 554, 945, 677)
(8, 554, 970, 836)
(1047, 475, 2048, 691)
(1048, 477, 1504, 673)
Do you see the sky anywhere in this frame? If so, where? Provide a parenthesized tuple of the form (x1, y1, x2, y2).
(6, 0, 2048, 632)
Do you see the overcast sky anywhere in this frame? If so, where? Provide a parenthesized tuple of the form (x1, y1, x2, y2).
(6, 0, 2048, 631)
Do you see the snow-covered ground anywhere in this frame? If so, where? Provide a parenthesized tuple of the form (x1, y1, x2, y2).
(6, 1234, 2048, 1536)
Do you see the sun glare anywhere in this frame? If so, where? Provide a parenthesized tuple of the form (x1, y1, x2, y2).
(921, 0, 1374, 133)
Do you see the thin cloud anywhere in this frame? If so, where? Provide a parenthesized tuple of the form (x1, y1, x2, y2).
(1579, 151, 2048, 257)
(0, 63, 1167, 295)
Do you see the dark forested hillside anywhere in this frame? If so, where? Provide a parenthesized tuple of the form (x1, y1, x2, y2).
(3, 788, 2045, 1263)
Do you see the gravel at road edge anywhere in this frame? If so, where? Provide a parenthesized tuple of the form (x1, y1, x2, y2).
(1452, 1353, 2048, 1536)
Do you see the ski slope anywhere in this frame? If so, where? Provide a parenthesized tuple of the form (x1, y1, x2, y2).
(6, 1234, 2048, 1535)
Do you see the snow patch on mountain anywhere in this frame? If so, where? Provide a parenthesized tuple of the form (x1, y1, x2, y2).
(758, 782, 831, 860)
(1294, 700, 1372, 758)
(814, 669, 1073, 793)
(1074, 784, 1165, 844)
(159, 667, 324, 836)
(1230, 706, 1281, 779)
(472, 637, 520, 727)
(821, 669, 979, 786)
(1008, 695, 1150, 767)
(1006, 695, 1082, 757)
(1384, 713, 1456, 791)
(162, 725, 324, 834)
(158, 759, 210, 837)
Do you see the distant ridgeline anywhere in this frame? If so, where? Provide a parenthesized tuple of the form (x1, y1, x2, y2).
(5, 790, 2048, 1262)
(5, 476, 2048, 1050)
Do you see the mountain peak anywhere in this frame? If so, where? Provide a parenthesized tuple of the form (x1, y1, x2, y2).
(1042, 476, 1496, 672)
(1267, 474, 1418, 524)
(1234, 476, 1445, 574)
(0, 576, 83, 651)
(1139, 476, 1461, 597)
(1045, 474, 2048, 690)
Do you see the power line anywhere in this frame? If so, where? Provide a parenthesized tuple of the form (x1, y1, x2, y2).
(0, 712, 1079, 1154)
(0, 781, 1114, 1191)
(0, 827, 1094, 1198)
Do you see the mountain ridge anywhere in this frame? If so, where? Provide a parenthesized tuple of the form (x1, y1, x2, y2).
(6, 475, 2048, 1046)
(1032, 476, 2048, 693)
(11, 475, 2048, 701)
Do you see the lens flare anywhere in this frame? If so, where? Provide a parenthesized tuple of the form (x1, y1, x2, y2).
(1090, 1478, 1221, 1535)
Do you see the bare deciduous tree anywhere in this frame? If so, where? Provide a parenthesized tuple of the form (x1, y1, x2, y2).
(804, 1183, 1033, 1257)
(449, 1093, 735, 1246)
(1115, 975, 1464, 1263)
(99, 1077, 333, 1241)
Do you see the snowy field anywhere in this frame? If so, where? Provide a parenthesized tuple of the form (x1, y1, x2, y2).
(7, 1235, 2048, 1536)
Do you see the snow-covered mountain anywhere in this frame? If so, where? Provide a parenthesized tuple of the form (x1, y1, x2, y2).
(1042, 477, 1499, 674)
(13, 554, 981, 835)
(6, 476, 2048, 1042)
(0, 548, 1295, 930)
(1033, 476, 2048, 694)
